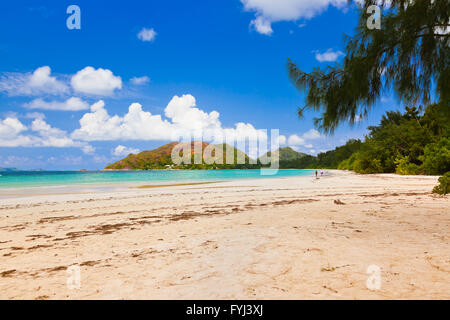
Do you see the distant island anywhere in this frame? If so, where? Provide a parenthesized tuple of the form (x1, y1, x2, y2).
(104, 141, 315, 170)
(0, 168, 20, 172)
(0, 168, 45, 172)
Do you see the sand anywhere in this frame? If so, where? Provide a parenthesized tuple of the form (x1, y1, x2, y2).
(0, 170, 448, 300)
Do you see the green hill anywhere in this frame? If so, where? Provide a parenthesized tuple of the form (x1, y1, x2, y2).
(259, 147, 307, 163)
(104, 141, 259, 170)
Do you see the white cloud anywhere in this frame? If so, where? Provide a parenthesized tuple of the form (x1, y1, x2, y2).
(30, 118, 82, 148)
(72, 95, 267, 144)
(0, 115, 94, 152)
(314, 49, 344, 62)
(241, 0, 347, 35)
(71, 67, 122, 96)
(0, 66, 69, 96)
(82, 145, 96, 155)
(164, 95, 221, 135)
(250, 16, 273, 35)
(0, 65, 125, 98)
(71, 100, 174, 141)
(130, 76, 150, 85)
(24, 97, 89, 111)
(278, 135, 287, 145)
(112, 145, 140, 157)
(302, 128, 322, 140)
(287, 134, 305, 146)
(0, 118, 27, 139)
(137, 28, 157, 42)
(287, 129, 322, 146)
(24, 112, 46, 120)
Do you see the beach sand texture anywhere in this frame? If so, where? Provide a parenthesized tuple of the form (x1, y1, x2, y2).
(0, 171, 448, 299)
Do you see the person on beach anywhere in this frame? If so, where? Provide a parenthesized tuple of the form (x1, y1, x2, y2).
(315, 170, 318, 179)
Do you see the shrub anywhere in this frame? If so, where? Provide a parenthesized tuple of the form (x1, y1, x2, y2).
(352, 153, 383, 174)
(420, 137, 450, 175)
(338, 153, 358, 170)
(394, 156, 421, 175)
(432, 172, 450, 195)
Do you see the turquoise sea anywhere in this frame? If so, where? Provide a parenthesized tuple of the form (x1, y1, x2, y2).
(0, 170, 314, 189)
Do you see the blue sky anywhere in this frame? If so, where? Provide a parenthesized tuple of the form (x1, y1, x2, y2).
(0, 0, 402, 170)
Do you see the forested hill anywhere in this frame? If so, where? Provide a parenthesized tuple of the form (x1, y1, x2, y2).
(104, 142, 258, 170)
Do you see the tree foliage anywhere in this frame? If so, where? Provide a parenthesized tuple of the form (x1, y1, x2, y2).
(288, 0, 449, 133)
(338, 102, 449, 174)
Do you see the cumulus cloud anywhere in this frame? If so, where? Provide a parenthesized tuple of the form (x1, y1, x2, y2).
(71, 67, 122, 96)
(302, 128, 322, 140)
(24, 112, 46, 120)
(137, 28, 157, 42)
(287, 134, 305, 146)
(241, 0, 347, 35)
(72, 100, 174, 141)
(287, 129, 322, 146)
(24, 97, 89, 111)
(0, 115, 93, 152)
(314, 49, 344, 62)
(0, 65, 126, 99)
(112, 145, 140, 157)
(72, 95, 267, 144)
(82, 145, 96, 155)
(0, 66, 69, 96)
(250, 16, 273, 35)
(130, 76, 150, 85)
(30, 118, 79, 147)
(0, 117, 27, 140)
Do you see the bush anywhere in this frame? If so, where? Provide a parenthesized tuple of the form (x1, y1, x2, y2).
(420, 137, 450, 175)
(432, 172, 450, 195)
(352, 152, 383, 173)
(394, 155, 421, 175)
(338, 153, 358, 170)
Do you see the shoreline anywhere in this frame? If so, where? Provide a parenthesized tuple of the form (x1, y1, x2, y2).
(0, 171, 448, 299)
(0, 169, 316, 199)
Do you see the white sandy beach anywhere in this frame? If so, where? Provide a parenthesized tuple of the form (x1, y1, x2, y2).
(0, 170, 448, 299)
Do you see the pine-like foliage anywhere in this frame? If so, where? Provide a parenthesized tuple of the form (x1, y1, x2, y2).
(288, 0, 449, 133)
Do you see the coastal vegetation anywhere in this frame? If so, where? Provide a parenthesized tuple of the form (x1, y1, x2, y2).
(337, 103, 449, 175)
(432, 172, 450, 195)
(287, 0, 449, 191)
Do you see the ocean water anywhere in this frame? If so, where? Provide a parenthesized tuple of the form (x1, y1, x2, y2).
(0, 170, 314, 189)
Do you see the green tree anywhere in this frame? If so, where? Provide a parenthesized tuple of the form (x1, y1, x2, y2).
(421, 137, 450, 175)
(288, 0, 449, 133)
